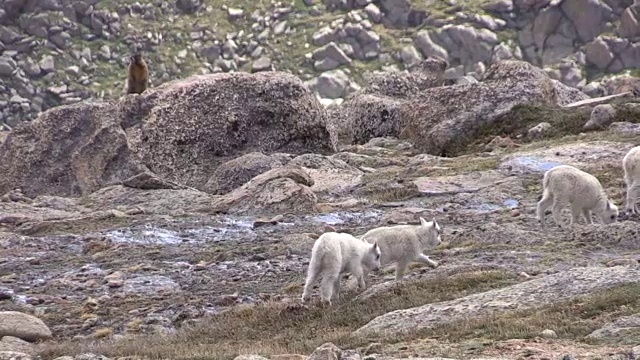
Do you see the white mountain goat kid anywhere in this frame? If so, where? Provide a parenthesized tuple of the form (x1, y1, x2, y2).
(623, 146, 640, 214)
(536, 165, 618, 227)
(301, 232, 381, 305)
(360, 217, 442, 281)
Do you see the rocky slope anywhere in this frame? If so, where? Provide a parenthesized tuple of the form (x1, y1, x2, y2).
(2, 0, 640, 131)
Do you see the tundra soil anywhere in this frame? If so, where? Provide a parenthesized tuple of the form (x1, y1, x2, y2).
(2, 134, 640, 360)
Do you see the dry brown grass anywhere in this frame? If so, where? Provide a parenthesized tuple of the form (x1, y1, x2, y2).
(417, 283, 640, 344)
(38, 270, 518, 360)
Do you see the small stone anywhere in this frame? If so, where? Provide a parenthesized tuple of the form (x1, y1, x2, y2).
(251, 56, 273, 73)
(584, 104, 616, 131)
(541, 329, 557, 339)
(519, 271, 531, 279)
(104, 271, 124, 288)
(510, 209, 520, 217)
(527, 122, 552, 139)
(227, 8, 243, 20)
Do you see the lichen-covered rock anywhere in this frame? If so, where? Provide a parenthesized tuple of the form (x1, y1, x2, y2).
(0, 101, 148, 198)
(551, 79, 590, 106)
(402, 60, 556, 155)
(354, 265, 640, 337)
(345, 60, 557, 156)
(289, 153, 363, 198)
(128, 72, 336, 189)
(203, 152, 288, 195)
(360, 57, 447, 98)
(209, 166, 318, 215)
(343, 94, 403, 144)
(0, 311, 52, 343)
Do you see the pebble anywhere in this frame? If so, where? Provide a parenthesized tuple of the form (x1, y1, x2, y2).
(541, 329, 557, 339)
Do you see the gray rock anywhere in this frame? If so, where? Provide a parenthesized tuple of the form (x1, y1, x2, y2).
(441, 25, 498, 67)
(619, 4, 640, 38)
(98, 45, 111, 61)
(561, 0, 613, 43)
(222, 39, 238, 59)
(0, 336, 34, 354)
(632, 344, 640, 360)
(176, 0, 201, 13)
(309, 342, 342, 360)
(581, 81, 606, 98)
(251, 57, 273, 73)
(552, 79, 590, 105)
(312, 42, 352, 70)
(527, 122, 552, 139)
(347, 60, 554, 155)
(355, 266, 640, 337)
(49, 31, 71, 49)
(586, 313, 640, 339)
(364, 3, 383, 23)
(455, 75, 478, 85)
(541, 329, 558, 339)
(273, 20, 287, 35)
(584, 104, 617, 130)
(313, 69, 351, 99)
(0, 352, 32, 360)
(400, 45, 423, 68)
(227, 8, 244, 20)
(414, 30, 448, 60)
(491, 42, 513, 63)
(585, 37, 614, 69)
(0, 311, 52, 342)
(620, 42, 640, 69)
(210, 165, 317, 215)
(0, 57, 16, 76)
(312, 26, 338, 46)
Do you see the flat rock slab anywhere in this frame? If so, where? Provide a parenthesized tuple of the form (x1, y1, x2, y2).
(586, 313, 640, 339)
(499, 141, 635, 175)
(413, 171, 508, 195)
(353, 265, 640, 337)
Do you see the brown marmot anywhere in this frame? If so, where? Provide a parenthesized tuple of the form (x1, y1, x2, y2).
(126, 53, 148, 95)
